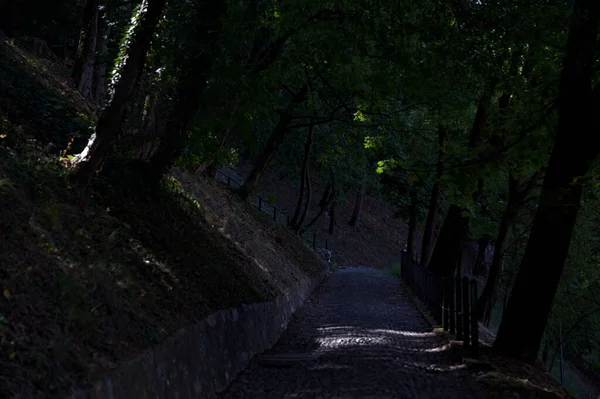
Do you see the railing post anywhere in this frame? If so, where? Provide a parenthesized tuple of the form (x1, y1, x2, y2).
(455, 274, 463, 340)
(428, 273, 434, 316)
(443, 277, 449, 331)
(470, 280, 479, 358)
(449, 276, 456, 334)
(425, 272, 431, 312)
(436, 275, 443, 325)
(413, 270, 423, 302)
(462, 276, 470, 349)
(421, 271, 426, 304)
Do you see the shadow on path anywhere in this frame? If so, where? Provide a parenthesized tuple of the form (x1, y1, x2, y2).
(219, 268, 485, 398)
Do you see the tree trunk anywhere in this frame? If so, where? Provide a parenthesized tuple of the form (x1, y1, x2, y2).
(421, 124, 447, 266)
(428, 79, 496, 276)
(148, 56, 212, 177)
(295, 166, 312, 233)
(319, 181, 332, 209)
(238, 85, 308, 200)
(493, 0, 600, 363)
(478, 204, 514, 322)
(542, 341, 549, 366)
(92, 6, 110, 106)
(303, 177, 333, 232)
(328, 176, 337, 235)
(148, 2, 227, 178)
(73, 0, 167, 188)
(428, 204, 469, 276)
(73, 0, 99, 99)
(203, 107, 241, 178)
(473, 234, 491, 276)
(406, 189, 419, 261)
(348, 176, 366, 230)
(478, 170, 544, 323)
(290, 124, 314, 229)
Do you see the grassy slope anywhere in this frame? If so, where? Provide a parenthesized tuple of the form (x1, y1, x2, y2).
(0, 40, 322, 398)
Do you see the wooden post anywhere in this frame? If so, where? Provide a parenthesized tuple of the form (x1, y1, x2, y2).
(455, 274, 463, 340)
(227, 176, 231, 187)
(470, 279, 479, 358)
(462, 276, 470, 349)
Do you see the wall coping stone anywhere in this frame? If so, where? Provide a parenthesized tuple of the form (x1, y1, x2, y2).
(68, 271, 325, 399)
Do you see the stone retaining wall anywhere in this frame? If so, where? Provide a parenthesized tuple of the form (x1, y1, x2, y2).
(70, 272, 324, 399)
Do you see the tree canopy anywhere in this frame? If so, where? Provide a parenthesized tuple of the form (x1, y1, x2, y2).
(3, 0, 600, 388)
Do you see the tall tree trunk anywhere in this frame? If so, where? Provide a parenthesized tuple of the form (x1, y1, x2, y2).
(290, 124, 315, 229)
(428, 79, 496, 276)
(148, 1, 226, 178)
(295, 166, 312, 233)
(92, 6, 110, 106)
(406, 189, 419, 261)
(348, 176, 366, 230)
(478, 204, 515, 323)
(542, 341, 549, 366)
(493, 0, 600, 363)
(319, 181, 332, 208)
(238, 85, 308, 200)
(202, 102, 242, 178)
(73, 0, 167, 188)
(473, 234, 491, 276)
(73, 0, 100, 99)
(421, 124, 447, 266)
(428, 205, 469, 275)
(328, 175, 337, 235)
(302, 177, 333, 232)
(478, 170, 543, 323)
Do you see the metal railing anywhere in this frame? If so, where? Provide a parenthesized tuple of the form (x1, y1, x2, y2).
(214, 169, 328, 250)
(400, 251, 480, 358)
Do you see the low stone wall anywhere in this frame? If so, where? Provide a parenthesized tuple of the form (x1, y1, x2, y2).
(70, 272, 324, 399)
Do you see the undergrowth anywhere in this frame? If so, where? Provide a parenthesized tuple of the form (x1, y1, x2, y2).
(0, 40, 271, 397)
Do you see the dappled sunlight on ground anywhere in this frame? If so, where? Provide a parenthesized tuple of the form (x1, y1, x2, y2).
(220, 268, 484, 398)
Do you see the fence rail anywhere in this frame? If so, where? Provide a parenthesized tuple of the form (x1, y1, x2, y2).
(400, 251, 479, 358)
(214, 169, 328, 250)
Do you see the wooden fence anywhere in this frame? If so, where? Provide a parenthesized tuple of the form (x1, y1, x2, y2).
(214, 169, 329, 250)
(400, 251, 480, 358)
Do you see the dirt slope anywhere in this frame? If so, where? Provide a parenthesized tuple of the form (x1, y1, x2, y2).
(0, 39, 323, 398)
(220, 164, 408, 268)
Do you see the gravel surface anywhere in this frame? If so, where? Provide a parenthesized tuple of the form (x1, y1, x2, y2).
(219, 268, 486, 398)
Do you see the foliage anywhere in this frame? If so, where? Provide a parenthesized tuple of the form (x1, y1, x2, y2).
(3, 0, 600, 396)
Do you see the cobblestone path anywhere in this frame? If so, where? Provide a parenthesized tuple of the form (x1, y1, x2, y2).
(219, 268, 485, 398)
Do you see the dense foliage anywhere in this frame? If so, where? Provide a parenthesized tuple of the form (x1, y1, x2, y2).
(2, 0, 600, 393)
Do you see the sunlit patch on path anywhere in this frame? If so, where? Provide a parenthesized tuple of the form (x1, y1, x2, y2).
(219, 267, 485, 398)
